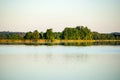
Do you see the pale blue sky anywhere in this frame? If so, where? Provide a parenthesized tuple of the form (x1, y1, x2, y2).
(0, 0, 120, 32)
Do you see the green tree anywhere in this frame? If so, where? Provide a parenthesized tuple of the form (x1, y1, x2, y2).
(62, 27, 69, 39)
(101, 34, 108, 40)
(62, 26, 93, 40)
(108, 34, 115, 40)
(24, 31, 33, 39)
(54, 32, 62, 39)
(45, 29, 54, 40)
(32, 30, 40, 39)
(0, 34, 7, 39)
(84, 27, 93, 40)
(7, 33, 23, 39)
(76, 26, 93, 40)
(40, 32, 44, 39)
(92, 32, 101, 40)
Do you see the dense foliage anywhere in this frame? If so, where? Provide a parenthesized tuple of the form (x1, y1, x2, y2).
(45, 29, 54, 40)
(62, 26, 93, 40)
(0, 32, 25, 39)
(0, 26, 120, 40)
(92, 32, 120, 40)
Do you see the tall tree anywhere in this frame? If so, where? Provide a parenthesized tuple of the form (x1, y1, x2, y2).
(40, 32, 45, 39)
(62, 26, 93, 40)
(62, 27, 69, 39)
(24, 31, 33, 39)
(45, 29, 54, 40)
(54, 32, 62, 39)
(32, 30, 40, 39)
(92, 32, 101, 40)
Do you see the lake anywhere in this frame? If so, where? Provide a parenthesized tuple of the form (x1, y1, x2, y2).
(0, 44, 120, 80)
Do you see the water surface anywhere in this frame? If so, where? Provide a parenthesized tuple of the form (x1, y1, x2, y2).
(0, 45, 120, 80)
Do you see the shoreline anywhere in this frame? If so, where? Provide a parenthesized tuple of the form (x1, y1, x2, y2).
(0, 39, 120, 44)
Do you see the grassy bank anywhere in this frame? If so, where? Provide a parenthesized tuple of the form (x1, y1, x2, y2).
(0, 39, 120, 44)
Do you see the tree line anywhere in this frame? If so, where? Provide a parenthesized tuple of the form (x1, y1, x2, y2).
(0, 26, 120, 40)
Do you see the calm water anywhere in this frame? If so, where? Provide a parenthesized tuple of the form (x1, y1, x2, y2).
(0, 45, 120, 80)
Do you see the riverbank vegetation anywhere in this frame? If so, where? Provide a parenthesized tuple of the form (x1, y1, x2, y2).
(0, 26, 120, 43)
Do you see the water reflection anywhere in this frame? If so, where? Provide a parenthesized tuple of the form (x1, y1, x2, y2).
(28, 54, 88, 63)
(94, 41, 120, 45)
(62, 42, 93, 46)
(0, 41, 120, 46)
(0, 54, 120, 80)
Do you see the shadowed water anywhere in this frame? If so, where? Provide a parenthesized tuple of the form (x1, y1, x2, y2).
(0, 45, 120, 80)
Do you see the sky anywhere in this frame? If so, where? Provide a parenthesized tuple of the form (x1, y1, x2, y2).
(0, 0, 120, 33)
